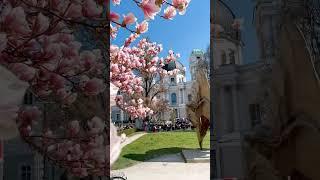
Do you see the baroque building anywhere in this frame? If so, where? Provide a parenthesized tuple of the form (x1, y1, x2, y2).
(211, 0, 320, 179)
(211, 0, 278, 178)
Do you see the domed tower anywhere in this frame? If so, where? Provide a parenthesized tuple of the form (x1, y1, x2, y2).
(212, 0, 244, 69)
(189, 49, 205, 81)
(163, 60, 187, 84)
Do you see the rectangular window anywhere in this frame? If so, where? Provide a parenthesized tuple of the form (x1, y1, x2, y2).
(23, 92, 33, 105)
(249, 104, 261, 127)
(116, 113, 120, 121)
(188, 94, 192, 102)
(21, 165, 31, 180)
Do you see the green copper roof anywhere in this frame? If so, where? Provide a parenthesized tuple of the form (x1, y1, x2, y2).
(192, 49, 204, 56)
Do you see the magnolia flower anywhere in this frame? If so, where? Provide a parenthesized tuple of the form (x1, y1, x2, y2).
(112, 0, 121, 5)
(110, 11, 120, 22)
(87, 116, 105, 134)
(69, 120, 80, 136)
(122, 13, 137, 25)
(163, 6, 177, 20)
(82, 0, 103, 17)
(81, 78, 106, 96)
(140, 0, 161, 20)
(172, 0, 191, 15)
(0, 65, 29, 139)
(136, 20, 149, 34)
(9, 63, 36, 81)
(111, 24, 118, 39)
(4, 7, 31, 35)
(65, 3, 83, 18)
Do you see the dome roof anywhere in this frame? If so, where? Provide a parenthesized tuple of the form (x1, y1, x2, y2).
(212, 0, 241, 41)
(163, 60, 185, 72)
(213, 0, 235, 31)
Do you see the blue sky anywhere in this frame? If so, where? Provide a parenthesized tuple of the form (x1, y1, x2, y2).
(111, 0, 210, 80)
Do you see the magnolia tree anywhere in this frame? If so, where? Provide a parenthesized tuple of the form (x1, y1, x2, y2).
(111, 39, 180, 120)
(0, 0, 190, 178)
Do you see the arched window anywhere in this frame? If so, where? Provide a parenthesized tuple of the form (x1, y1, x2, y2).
(221, 51, 227, 65)
(23, 91, 33, 105)
(171, 93, 177, 105)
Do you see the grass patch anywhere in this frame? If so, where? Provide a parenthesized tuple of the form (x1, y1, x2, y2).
(112, 131, 210, 170)
(119, 128, 138, 137)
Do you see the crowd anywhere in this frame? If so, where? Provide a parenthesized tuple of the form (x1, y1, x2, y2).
(114, 123, 135, 132)
(113, 118, 195, 133)
(143, 118, 194, 132)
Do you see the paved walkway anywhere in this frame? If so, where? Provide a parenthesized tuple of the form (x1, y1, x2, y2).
(121, 133, 146, 148)
(111, 153, 210, 180)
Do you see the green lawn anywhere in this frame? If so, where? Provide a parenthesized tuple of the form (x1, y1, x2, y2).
(112, 131, 210, 170)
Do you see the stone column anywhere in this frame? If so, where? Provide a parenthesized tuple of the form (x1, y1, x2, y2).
(34, 153, 43, 180)
(120, 110, 124, 123)
(220, 86, 228, 135)
(232, 84, 240, 131)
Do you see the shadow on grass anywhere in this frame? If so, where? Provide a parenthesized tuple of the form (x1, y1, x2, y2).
(123, 147, 208, 163)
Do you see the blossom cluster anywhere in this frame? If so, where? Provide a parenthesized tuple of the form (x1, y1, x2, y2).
(0, 0, 106, 105)
(110, 38, 180, 118)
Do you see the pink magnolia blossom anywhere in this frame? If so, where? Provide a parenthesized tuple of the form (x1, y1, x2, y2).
(112, 0, 121, 5)
(82, 0, 103, 18)
(163, 6, 177, 20)
(49, 74, 65, 90)
(9, 63, 36, 81)
(80, 51, 97, 70)
(69, 120, 80, 136)
(124, 33, 140, 47)
(122, 13, 137, 25)
(172, 0, 191, 15)
(65, 4, 83, 18)
(34, 13, 50, 33)
(140, 0, 161, 20)
(4, 7, 31, 35)
(136, 20, 149, 34)
(110, 24, 118, 39)
(18, 106, 41, 130)
(110, 11, 120, 22)
(87, 116, 105, 134)
(81, 78, 106, 96)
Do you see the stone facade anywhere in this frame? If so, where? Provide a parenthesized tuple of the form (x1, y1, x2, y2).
(211, 0, 279, 179)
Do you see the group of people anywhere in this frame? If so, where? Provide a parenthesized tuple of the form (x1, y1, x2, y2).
(114, 123, 135, 131)
(143, 118, 194, 132)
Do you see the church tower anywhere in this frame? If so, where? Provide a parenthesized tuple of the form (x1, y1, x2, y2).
(189, 49, 205, 81)
(212, 0, 243, 69)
